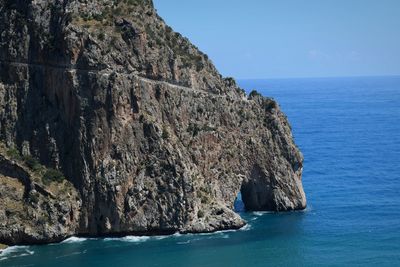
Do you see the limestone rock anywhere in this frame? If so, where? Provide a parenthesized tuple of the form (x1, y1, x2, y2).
(0, 0, 306, 245)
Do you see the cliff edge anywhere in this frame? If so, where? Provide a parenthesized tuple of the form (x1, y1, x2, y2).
(0, 0, 306, 245)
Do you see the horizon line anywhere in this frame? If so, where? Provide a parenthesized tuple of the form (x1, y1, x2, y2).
(236, 74, 400, 81)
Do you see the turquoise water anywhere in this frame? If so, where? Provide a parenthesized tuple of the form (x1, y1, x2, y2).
(1, 76, 400, 266)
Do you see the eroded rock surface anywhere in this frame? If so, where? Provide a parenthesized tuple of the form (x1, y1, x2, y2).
(0, 147, 81, 245)
(0, 0, 306, 245)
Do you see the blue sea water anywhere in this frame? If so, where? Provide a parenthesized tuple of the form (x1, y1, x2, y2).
(1, 76, 400, 266)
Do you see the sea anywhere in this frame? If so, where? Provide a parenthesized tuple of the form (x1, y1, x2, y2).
(1, 76, 399, 266)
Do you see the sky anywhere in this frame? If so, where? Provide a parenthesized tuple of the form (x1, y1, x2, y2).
(153, 0, 400, 79)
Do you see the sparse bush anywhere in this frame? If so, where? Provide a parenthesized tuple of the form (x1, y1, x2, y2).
(237, 87, 246, 95)
(246, 139, 253, 146)
(98, 31, 105, 41)
(187, 123, 200, 137)
(81, 13, 91, 21)
(6, 147, 21, 160)
(200, 195, 209, 204)
(155, 37, 163, 46)
(23, 155, 41, 172)
(202, 125, 216, 132)
(197, 210, 204, 218)
(224, 77, 237, 87)
(114, 6, 123, 16)
(249, 90, 261, 98)
(93, 12, 105, 21)
(42, 168, 65, 185)
(264, 99, 277, 111)
(196, 61, 204, 72)
(29, 192, 40, 204)
(36, 216, 48, 225)
(238, 109, 245, 117)
(124, 0, 141, 5)
(111, 35, 119, 46)
(165, 25, 172, 34)
(162, 127, 169, 139)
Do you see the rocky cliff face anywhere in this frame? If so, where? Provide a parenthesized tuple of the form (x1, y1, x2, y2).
(0, 0, 306, 245)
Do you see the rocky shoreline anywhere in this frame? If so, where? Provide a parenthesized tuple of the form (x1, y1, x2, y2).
(0, 243, 7, 250)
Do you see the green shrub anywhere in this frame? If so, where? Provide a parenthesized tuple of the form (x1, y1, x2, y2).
(237, 87, 246, 95)
(264, 99, 277, 111)
(155, 37, 163, 46)
(28, 192, 40, 204)
(246, 139, 253, 146)
(202, 125, 216, 132)
(238, 109, 245, 117)
(125, 0, 141, 5)
(196, 61, 204, 72)
(197, 210, 204, 218)
(165, 25, 172, 34)
(249, 90, 261, 98)
(200, 195, 209, 204)
(93, 12, 105, 21)
(162, 127, 169, 139)
(6, 147, 21, 160)
(187, 123, 200, 137)
(81, 13, 91, 21)
(42, 168, 65, 185)
(98, 31, 105, 41)
(23, 155, 41, 172)
(36, 216, 49, 225)
(114, 6, 123, 16)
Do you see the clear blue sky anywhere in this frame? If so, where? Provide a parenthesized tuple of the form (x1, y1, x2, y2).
(153, 0, 400, 79)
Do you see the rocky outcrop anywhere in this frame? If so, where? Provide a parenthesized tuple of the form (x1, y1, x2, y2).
(0, 0, 306, 245)
(0, 144, 81, 245)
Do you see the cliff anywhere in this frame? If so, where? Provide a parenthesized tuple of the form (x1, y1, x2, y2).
(0, 0, 306, 245)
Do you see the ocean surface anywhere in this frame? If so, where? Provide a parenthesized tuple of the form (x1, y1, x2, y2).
(1, 76, 400, 266)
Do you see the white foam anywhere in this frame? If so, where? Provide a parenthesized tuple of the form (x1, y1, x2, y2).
(0, 246, 34, 261)
(253, 211, 274, 216)
(303, 205, 313, 213)
(173, 226, 245, 240)
(172, 232, 183, 237)
(240, 224, 252, 231)
(56, 250, 87, 259)
(154, 235, 169, 240)
(121, 236, 151, 242)
(176, 231, 231, 245)
(103, 235, 151, 242)
(0, 246, 28, 256)
(176, 240, 191, 245)
(102, 234, 170, 243)
(61, 237, 88, 243)
(64, 226, 249, 245)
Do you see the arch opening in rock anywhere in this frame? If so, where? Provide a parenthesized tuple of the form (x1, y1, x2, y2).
(233, 192, 245, 212)
(237, 164, 276, 212)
